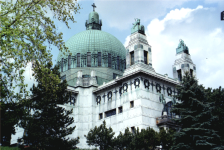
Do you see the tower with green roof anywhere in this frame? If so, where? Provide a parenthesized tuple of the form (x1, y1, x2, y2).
(57, 3, 126, 86)
(172, 39, 196, 81)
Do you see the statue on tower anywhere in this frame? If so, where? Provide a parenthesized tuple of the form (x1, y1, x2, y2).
(131, 18, 145, 35)
(176, 39, 189, 54)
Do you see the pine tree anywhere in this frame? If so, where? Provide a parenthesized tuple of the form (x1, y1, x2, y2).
(159, 128, 175, 150)
(85, 120, 115, 150)
(206, 86, 224, 145)
(20, 61, 79, 150)
(114, 127, 133, 150)
(130, 127, 160, 150)
(171, 72, 223, 150)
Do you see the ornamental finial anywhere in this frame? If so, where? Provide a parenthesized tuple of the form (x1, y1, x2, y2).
(92, 3, 96, 12)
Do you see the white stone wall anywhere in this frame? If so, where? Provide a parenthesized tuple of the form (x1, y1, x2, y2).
(71, 73, 178, 149)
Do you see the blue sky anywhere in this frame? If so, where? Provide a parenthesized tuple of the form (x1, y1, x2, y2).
(24, 0, 224, 92)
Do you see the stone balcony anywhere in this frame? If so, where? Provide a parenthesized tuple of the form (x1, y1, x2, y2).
(156, 115, 179, 129)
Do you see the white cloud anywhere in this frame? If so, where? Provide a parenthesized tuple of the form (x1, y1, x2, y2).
(123, 5, 224, 89)
(124, 35, 130, 47)
(94, 0, 190, 30)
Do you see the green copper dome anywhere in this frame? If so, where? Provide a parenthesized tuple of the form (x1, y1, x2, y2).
(57, 3, 126, 86)
(57, 30, 126, 62)
(57, 3, 126, 74)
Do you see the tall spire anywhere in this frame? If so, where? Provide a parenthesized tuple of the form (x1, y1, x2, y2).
(92, 3, 96, 12)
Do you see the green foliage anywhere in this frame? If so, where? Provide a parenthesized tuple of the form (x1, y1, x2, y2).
(171, 72, 223, 150)
(0, 146, 21, 150)
(85, 120, 115, 150)
(85, 121, 169, 150)
(20, 61, 79, 150)
(0, 0, 80, 100)
(1, 0, 80, 146)
(114, 128, 133, 150)
(0, 84, 25, 146)
(159, 128, 175, 150)
(130, 127, 160, 150)
(206, 86, 224, 145)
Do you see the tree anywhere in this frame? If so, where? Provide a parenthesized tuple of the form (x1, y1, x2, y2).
(159, 127, 175, 150)
(114, 127, 133, 150)
(171, 72, 223, 150)
(130, 127, 160, 150)
(1, 0, 80, 103)
(206, 86, 224, 145)
(1, 0, 80, 145)
(20, 61, 79, 150)
(85, 120, 115, 150)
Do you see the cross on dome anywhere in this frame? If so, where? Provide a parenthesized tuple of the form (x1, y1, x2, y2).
(92, 3, 96, 11)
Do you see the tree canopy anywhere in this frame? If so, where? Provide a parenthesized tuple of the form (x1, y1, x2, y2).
(85, 120, 115, 150)
(206, 86, 224, 145)
(0, 0, 80, 100)
(171, 72, 223, 150)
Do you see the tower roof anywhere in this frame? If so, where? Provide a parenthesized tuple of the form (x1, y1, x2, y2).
(85, 3, 102, 30)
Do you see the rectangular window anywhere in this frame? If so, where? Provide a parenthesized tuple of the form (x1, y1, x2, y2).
(190, 69, 193, 77)
(177, 70, 182, 81)
(98, 52, 101, 66)
(105, 108, 116, 118)
(99, 113, 103, 120)
(130, 101, 134, 108)
(131, 127, 135, 134)
(117, 56, 120, 70)
(118, 106, 123, 113)
(108, 53, 111, 67)
(87, 52, 91, 67)
(144, 51, 147, 64)
(131, 51, 134, 65)
(77, 53, 80, 67)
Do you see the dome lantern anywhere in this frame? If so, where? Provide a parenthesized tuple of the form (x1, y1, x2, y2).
(85, 3, 102, 30)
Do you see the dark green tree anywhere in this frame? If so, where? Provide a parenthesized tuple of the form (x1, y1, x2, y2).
(206, 86, 224, 145)
(1, 81, 25, 146)
(85, 120, 115, 150)
(114, 127, 133, 150)
(159, 128, 175, 150)
(20, 61, 79, 150)
(130, 127, 160, 150)
(171, 72, 223, 150)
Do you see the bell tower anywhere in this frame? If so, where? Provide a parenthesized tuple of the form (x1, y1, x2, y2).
(124, 18, 155, 75)
(172, 39, 196, 81)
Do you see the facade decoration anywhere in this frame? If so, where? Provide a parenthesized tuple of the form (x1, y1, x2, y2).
(123, 83, 128, 92)
(144, 79, 150, 89)
(134, 78, 140, 88)
(107, 91, 112, 100)
(96, 96, 101, 105)
(167, 87, 172, 96)
(156, 83, 161, 93)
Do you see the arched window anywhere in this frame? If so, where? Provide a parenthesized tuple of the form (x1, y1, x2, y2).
(117, 56, 120, 70)
(98, 52, 101, 66)
(108, 53, 111, 67)
(87, 52, 91, 67)
(77, 53, 80, 67)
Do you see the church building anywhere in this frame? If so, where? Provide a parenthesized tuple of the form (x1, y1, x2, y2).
(57, 3, 197, 149)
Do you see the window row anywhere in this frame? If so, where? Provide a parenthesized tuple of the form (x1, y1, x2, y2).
(59, 52, 126, 72)
(99, 101, 134, 120)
